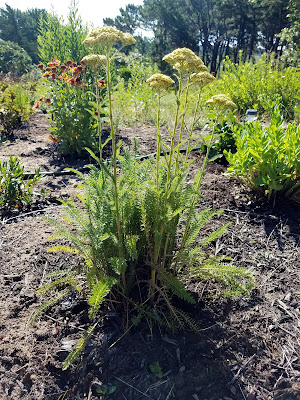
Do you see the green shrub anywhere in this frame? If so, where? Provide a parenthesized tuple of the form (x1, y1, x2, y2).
(224, 104, 300, 204)
(37, 0, 88, 65)
(205, 53, 300, 119)
(0, 40, 32, 75)
(0, 82, 36, 138)
(201, 113, 238, 164)
(0, 156, 41, 208)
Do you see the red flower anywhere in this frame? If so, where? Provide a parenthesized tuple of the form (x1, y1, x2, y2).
(37, 63, 44, 70)
(74, 77, 82, 86)
(51, 73, 56, 80)
(45, 67, 51, 72)
(42, 71, 51, 78)
(45, 98, 51, 104)
(51, 67, 57, 73)
(76, 65, 83, 73)
(60, 64, 67, 71)
(98, 80, 106, 88)
(66, 60, 73, 66)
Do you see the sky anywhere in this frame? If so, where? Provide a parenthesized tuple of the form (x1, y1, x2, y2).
(0, 0, 144, 28)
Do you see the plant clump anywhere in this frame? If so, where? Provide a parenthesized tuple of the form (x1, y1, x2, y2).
(35, 39, 254, 370)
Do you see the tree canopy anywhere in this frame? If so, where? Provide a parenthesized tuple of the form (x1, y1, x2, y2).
(0, 5, 47, 64)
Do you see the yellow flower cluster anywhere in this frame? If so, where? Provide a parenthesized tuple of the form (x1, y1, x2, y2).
(121, 32, 136, 46)
(146, 73, 174, 90)
(81, 54, 107, 69)
(83, 26, 136, 49)
(206, 94, 236, 109)
(191, 71, 216, 88)
(163, 48, 207, 74)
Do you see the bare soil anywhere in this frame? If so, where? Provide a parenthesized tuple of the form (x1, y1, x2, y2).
(0, 112, 299, 400)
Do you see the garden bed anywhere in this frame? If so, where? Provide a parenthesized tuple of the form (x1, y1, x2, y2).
(0, 112, 299, 400)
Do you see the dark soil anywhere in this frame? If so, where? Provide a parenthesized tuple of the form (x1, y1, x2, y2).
(0, 112, 299, 400)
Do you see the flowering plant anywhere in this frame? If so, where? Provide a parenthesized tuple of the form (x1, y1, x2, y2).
(37, 58, 104, 156)
(36, 35, 253, 370)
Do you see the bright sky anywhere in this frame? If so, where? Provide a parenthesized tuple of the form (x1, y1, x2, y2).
(0, 0, 144, 28)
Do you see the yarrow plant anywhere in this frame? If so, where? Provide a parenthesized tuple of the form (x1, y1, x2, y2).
(36, 35, 253, 369)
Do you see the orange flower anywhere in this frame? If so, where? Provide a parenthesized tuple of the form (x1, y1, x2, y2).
(51, 73, 56, 80)
(42, 71, 51, 78)
(66, 60, 73, 66)
(48, 58, 60, 66)
(48, 134, 59, 143)
(51, 66, 57, 73)
(32, 102, 40, 110)
(37, 63, 44, 70)
(45, 67, 51, 72)
(60, 64, 67, 71)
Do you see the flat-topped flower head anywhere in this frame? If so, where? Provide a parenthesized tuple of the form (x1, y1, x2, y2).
(206, 94, 236, 109)
(81, 54, 107, 70)
(191, 71, 215, 88)
(147, 73, 174, 90)
(163, 48, 205, 73)
(83, 26, 135, 50)
(120, 32, 136, 46)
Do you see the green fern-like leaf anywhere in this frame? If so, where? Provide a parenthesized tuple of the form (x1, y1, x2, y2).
(31, 289, 70, 323)
(62, 324, 97, 370)
(190, 257, 254, 296)
(46, 245, 79, 254)
(158, 270, 196, 304)
(37, 275, 80, 295)
(88, 277, 116, 320)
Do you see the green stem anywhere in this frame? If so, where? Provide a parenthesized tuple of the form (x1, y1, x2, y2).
(154, 76, 182, 266)
(175, 76, 191, 173)
(106, 55, 125, 289)
(95, 81, 102, 162)
(184, 88, 202, 164)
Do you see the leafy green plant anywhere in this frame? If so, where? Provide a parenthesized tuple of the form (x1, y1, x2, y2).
(0, 82, 36, 138)
(35, 31, 254, 369)
(204, 52, 300, 120)
(0, 156, 41, 208)
(201, 113, 238, 164)
(38, 58, 102, 156)
(149, 362, 163, 379)
(0, 40, 33, 75)
(37, 0, 88, 65)
(224, 103, 300, 204)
